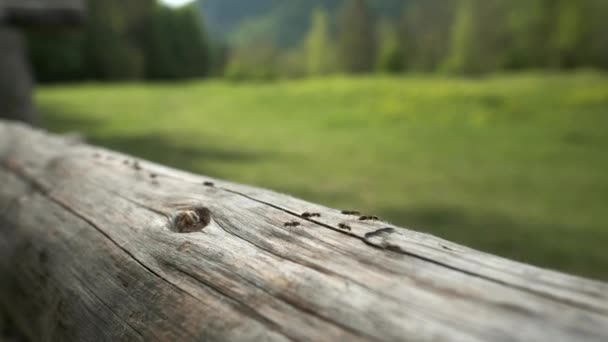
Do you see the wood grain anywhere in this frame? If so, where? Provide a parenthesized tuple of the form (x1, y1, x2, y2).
(1, 120, 607, 341)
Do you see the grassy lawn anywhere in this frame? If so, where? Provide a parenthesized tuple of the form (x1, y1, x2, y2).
(37, 72, 608, 280)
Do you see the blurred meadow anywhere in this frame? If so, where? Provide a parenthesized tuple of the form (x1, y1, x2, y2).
(8, 0, 607, 280)
(38, 72, 608, 280)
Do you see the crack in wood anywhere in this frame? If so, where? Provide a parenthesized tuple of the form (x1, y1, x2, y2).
(79, 280, 146, 341)
(364, 228, 396, 240)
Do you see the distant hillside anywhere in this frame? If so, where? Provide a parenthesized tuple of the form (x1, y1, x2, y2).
(197, 0, 407, 48)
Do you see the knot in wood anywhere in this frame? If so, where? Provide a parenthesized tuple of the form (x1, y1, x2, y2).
(173, 207, 211, 233)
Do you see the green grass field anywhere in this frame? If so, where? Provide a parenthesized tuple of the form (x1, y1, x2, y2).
(37, 72, 608, 280)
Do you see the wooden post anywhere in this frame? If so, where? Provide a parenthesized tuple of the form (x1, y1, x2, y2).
(0, 27, 36, 124)
(1, 120, 607, 342)
(0, 0, 84, 124)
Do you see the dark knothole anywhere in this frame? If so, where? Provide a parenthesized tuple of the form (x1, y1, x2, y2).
(172, 207, 211, 233)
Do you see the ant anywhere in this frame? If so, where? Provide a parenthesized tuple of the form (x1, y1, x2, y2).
(359, 215, 380, 221)
(301, 212, 321, 219)
(338, 223, 352, 231)
(284, 221, 301, 227)
(341, 210, 361, 216)
(203, 181, 215, 187)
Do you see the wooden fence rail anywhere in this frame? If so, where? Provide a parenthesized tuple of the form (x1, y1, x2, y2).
(0, 0, 85, 26)
(1, 120, 607, 341)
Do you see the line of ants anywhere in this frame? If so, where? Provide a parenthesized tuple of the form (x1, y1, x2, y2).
(93, 152, 382, 234)
(284, 210, 382, 231)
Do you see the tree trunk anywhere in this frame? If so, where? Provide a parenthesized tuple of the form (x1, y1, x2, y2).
(0, 120, 607, 342)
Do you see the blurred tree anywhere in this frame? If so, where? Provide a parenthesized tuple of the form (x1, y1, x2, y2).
(551, 0, 583, 68)
(172, 5, 210, 78)
(275, 46, 307, 79)
(26, 0, 211, 82)
(224, 40, 279, 81)
(26, 30, 86, 82)
(504, 1, 548, 69)
(443, 0, 512, 74)
(198, 0, 407, 49)
(207, 39, 229, 77)
(442, 0, 475, 74)
(583, 0, 608, 69)
(24, 0, 608, 81)
(337, 0, 377, 73)
(476, 1, 512, 71)
(83, 0, 153, 80)
(399, 0, 455, 71)
(304, 7, 335, 75)
(375, 20, 404, 73)
(143, 4, 209, 79)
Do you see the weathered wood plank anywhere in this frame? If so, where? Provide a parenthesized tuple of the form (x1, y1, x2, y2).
(0, 0, 84, 26)
(0, 120, 607, 341)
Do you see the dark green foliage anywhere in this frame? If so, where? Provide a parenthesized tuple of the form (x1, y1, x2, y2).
(503, 1, 551, 69)
(583, 0, 608, 69)
(25, 0, 608, 82)
(376, 20, 404, 73)
(26, 0, 210, 82)
(551, 0, 583, 68)
(443, 0, 512, 74)
(143, 4, 209, 80)
(204, 0, 608, 77)
(80, 0, 153, 80)
(337, 0, 377, 73)
(26, 30, 86, 83)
